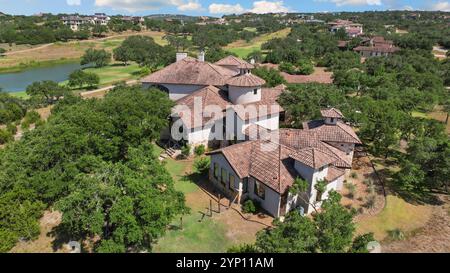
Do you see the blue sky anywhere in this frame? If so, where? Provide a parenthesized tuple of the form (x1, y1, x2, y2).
(0, 0, 448, 16)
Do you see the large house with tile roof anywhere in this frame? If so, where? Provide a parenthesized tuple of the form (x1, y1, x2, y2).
(207, 109, 362, 217)
(142, 52, 282, 148)
(142, 53, 361, 218)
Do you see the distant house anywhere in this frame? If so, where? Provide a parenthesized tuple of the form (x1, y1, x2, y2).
(207, 108, 361, 217)
(122, 16, 145, 25)
(92, 13, 110, 26)
(353, 36, 399, 57)
(61, 15, 91, 31)
(328, 19, 363, 38)
(62, 13, 110, 31)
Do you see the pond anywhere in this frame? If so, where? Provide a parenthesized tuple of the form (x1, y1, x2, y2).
(0, 62, 83, 92)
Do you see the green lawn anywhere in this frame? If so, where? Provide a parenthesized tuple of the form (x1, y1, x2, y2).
(9, 91, 29, 99)
(224, 28, 291, 58)
(356, 195, 432, 241)
(84, 63, 141, 86)
(153, 211, 231, 253)
(154, 156, 234, 253)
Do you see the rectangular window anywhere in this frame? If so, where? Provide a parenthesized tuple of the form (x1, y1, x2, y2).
(214, 163, 219, 180)
(253, 89, 258, 95)
(254, 180, 265, 200)
(243, 178, 249, 193)
(221, 168, 227, 186)
(229, 175, 235, 191)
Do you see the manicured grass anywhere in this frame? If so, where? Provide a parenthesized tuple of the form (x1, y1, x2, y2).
(224, 28, 291, 58)
(154, 157, 233, 253)
(356, 195, 433, 241)
(9, 91, 29, 99)
(153, 212, 230, 253)
(164, 158, 198, 194)
(84, 63, 141, 85)
(243, 27, 258, 32)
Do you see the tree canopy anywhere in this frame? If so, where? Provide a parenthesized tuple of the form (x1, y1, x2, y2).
(0, 86, 187, 252)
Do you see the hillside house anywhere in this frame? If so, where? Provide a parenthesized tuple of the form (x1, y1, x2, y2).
(354, 36, 399, 57)
(142, 54, 282, 148)
(207, 108, 361, 217)
(62, 13, 110, 31)
(92, 13, 110, 26)
(141, 55, 361, 218)
(328, 19, 363, 38)
(62, 15, 91, 31)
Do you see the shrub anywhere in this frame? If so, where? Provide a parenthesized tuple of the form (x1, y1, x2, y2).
(24, 111, 41, 124)
(345, 183, 356, 199)
(296, 59, 314, 75)
(388, 229, 405, 241)
(194, 157, 210, 174)
(242, 200, 257, 214)
(279, 62, 296, 74)
(365, 194, 376, 209)
(0, 129, 13, 144)
(6, 123, 17, 135)
(181, 144, 191, 158)
(350, 172, 358, 179)
(194, 144, 206, 156)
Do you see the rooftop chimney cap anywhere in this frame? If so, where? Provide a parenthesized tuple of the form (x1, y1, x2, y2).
(176, 52, 188, 62)
(198, 51, 205, 62)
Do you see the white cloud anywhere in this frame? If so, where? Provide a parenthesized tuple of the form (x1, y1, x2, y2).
(94, 0, 194, 12)
(428, 1, 450, 11)
(67, 0, 81, 6)
(208, 3, 245, 14)
(317, 0, 382, 6)
(249, 1, 290, 13)
(178, 0, 203, 11)
(209, 1, 290, 15)
(402, 5, 413, 11)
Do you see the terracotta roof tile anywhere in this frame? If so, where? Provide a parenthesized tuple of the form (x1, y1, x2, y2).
(305, 120, 362, 144)
(326, 166, 345, 182)
(215, 56, 252, 68)
(321, 108, 344, 118)
(141, 57, 237, 86)
(173, 85, 229, 129)
(226, 73, 266, 87)
(290, 148, 337, 169)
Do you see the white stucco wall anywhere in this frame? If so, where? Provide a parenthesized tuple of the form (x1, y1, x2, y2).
(248, 177, 281, 217)
(228, 86, 261, 104)
(209, 153, 242, 198)
(293, 160, 330, 214)
(187, 125, 213, 146)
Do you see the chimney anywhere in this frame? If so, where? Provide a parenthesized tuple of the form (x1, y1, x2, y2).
(176, 52, 188, 62)
(250, 58, 255, 65)
(198, 51, 205, 62)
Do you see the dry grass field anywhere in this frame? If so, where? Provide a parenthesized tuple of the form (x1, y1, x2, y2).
(0, 31, 167, 72)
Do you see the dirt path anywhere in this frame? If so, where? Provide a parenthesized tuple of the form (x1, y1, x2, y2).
(382, 194, 450, 253)
(3, 43, 54, 56)
(80, 79, 139, 99)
